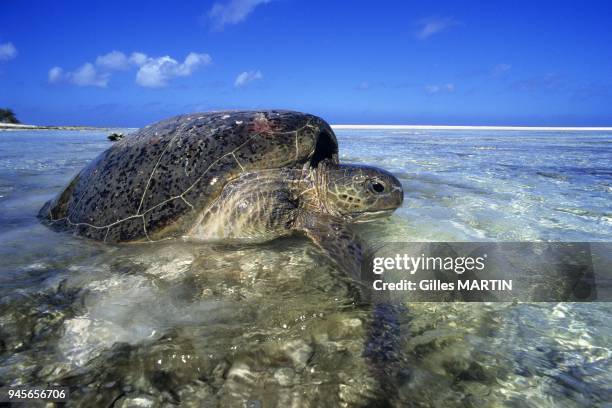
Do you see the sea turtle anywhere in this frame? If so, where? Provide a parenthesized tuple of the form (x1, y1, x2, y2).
(39, 110, 403, 273)
(40, 110, 408, 403)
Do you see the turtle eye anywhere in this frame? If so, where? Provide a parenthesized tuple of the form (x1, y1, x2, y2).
(368, 179, 386, 194)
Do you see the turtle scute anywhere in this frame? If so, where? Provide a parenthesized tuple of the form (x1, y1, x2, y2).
(39, 110, 339, 242)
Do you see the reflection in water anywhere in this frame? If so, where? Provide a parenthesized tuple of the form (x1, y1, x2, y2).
(0, 129, 611, 406)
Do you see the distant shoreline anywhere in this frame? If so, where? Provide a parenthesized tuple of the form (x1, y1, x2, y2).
(331, 125, 612, 131)
(2, 122, 612, 132)
(0, 123, 115, 131)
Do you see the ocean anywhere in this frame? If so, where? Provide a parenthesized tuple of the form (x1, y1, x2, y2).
(0, 128, 610, 406)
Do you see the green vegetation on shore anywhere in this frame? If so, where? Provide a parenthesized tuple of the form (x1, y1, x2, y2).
(0, 108, 20, 124)
(0, 108, 119, 130)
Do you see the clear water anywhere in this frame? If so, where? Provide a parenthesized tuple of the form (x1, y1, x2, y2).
(0, 129, 610, 407)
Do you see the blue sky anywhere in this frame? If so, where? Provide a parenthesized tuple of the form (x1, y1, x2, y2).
(1, 0, 612, 126)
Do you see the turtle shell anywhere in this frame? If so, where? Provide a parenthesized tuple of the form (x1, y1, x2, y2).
(39, 110, 339, 242)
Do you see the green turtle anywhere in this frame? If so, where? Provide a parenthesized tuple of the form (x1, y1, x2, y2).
(40, 110, 408, 403)
(39, 110, 403, 272)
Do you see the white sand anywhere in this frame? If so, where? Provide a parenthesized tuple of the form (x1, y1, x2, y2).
(0, 123, 106, 130)
(331, 124, 612, 131)
(3, 122, 611, 132)
(0, 123, 41, 129)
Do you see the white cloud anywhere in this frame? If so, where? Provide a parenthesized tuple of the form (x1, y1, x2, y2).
(48, 63, 109, 87)
(48, 67, 64, 83)
(129, 52, 148, 66)
(0, 42, 17, 61)
(416, 17, 458, 40)
(95, 50, 130, 70)
(71, 63, 110, 87)
(234, 70, 262, 87)
(134, 52, 212, 88)
(425, 83, 455, 94)
(48, 51, 211, 88)
(208, 0, 272, 30)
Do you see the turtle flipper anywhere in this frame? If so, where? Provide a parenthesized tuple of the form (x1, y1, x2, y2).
(297, 215, 407, 404)
(295, 215, 366, 280)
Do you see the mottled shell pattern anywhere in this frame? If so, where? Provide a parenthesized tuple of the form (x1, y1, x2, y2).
(39, 110, 339, 242)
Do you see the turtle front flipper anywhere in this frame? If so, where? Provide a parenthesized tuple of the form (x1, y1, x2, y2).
(295, 214, 366, 281)
(296, 214, 408, 404)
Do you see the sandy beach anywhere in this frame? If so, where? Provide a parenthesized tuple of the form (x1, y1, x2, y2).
(4, 122, 612, 132)
(332, 124, 612, 131)
(0, 123, 108, 131)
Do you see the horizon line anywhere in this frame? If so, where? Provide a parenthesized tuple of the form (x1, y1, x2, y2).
(331, 124, 612, 131)
(2, 123, 612, 132)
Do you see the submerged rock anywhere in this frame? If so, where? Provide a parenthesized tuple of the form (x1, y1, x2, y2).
(114, 394, 160, 408)
(274, 367, 295, 386)
(280, 340, 313, 370)
(177, 380, 216, 407)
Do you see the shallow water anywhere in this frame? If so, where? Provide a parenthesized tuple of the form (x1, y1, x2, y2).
(0, 128, 611, 407)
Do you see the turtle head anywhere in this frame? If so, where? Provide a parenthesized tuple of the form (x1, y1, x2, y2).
(320, 164, 404, 222)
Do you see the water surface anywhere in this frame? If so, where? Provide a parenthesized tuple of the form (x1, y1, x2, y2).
(0, 128, 610, 407)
